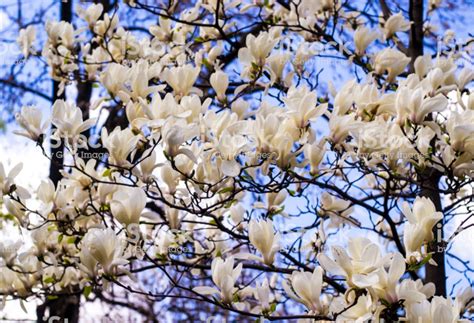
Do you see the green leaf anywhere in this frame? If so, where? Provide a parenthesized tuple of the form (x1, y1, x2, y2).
(224, 199, 237, 208)
(57, 234, 64, 243)
(102, 168, 112, 177)
(269, 302, 277, 313)
(43, 277, 55, 284)
(408, 254, 432, 271)
(194, 36, 205, 43)
(47, 295, 59, 300)
(83, 285, 93, 298)
(218, 187, 234, 194)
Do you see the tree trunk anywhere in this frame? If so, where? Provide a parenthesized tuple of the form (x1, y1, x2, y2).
(408, 0, 446, 297)
(37, 1, 82, 322)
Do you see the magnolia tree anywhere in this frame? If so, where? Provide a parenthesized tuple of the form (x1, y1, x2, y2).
(1, 0, 473, 321)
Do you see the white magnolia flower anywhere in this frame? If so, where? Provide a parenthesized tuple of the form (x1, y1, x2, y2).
(318, 237, 383, 288)
(110, 187, 147, 225)
(334, 293, 375, 323)
(52, 100, 96, 144)
(45, 21, 75, 49)
(93, 12, 119, 37)
(229, 203, 245, 230)
(14, 106, 49, 142)
(253, 190, 287, 215)
(414, 54, 433, 79)
(0, 163, 27, 198)
(77, 3, 104, 28)
(17, 26, 36, 58)
(210, 70, 229, 102)
(374, 48, 411, 82)
(214, 132, 248, 177)
(248, 219, 280, 265)
(119, 60, 162, 102)
(396, 278, 435, 307)
(100, 63, 129, 96)
(193, 257, 242, 304)
(0, 240, 22, 265)
(239, 32, 278, 66)
(383, 12, 411, 40)
(319, 192, 354, 227)
(396, 88, 448, 124)
(161, 64, 200, 97)
(328, 113, 359, 145)
(457, 67, 474, 89)
(284, 85, 327, 128)
(446, 110, 474, 154)
(254, 278, 272, 313)
(402, 197, 443, 262)
(80, 228, 127, 275)
(162, 122, 199, 162)
(101, 127, 140, 167)
(372, 252, 409, 304)
(266, 52, 291, 84)
(405, 295, 471, 323)
(354, 26, 379, 55)
(304, 140, 326, 175)
(282, 267, 326, 314)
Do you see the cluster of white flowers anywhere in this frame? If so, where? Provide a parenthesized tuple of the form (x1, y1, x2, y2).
(2, 0, 473, 321)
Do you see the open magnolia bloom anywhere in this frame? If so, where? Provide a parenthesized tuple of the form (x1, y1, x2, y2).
(193, 257, 242, 304)
(318, 237, 385, 288)
(14, 106, 49, 142)
(1, 1, 473, 321)
(79, 228, 128, 276)
(402, 197, 443, 263)
(110, 186, 147, 226)
(282, 267, 327, 315)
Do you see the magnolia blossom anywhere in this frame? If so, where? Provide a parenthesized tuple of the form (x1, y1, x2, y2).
(333, 293, 375, 323)
(354, 26, 379, 55)
(374, 48, 411, 82)
(51, 100, 96, 145)
(304, 140, 326, 175)
(396, 88, 448, 124)
(210, 70, 229, 102)
(13, 106, 49, 142)
(253, 190, 287, 215)
(282, 267, 325, 314)
(193, 257, 242, 304)
(253, 278, 272, 313)
(17, 26, 36, 58)
(3, 197, 25, 223)
(405, 293, 473, 323)
(45, 20, 75, 49)
(239, 32, 277, 67)
(371, 252, 413, 304)
(0, 162, 28, 198)
(248, 219, 280, 265)
(161, 64, 200, 97)
(318, 237, 383, 288)
(101, 127, 140, 167)
(284, 85, 327, 128)
(77, 3, 104, 28)
(267, 52, 291, 85)
(402, 197, 443, 262)
(383, 12, 411, 40)
(80, 228, 127, 275)
(319, 192, 354, 227)
(110, 187, 147, 225)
